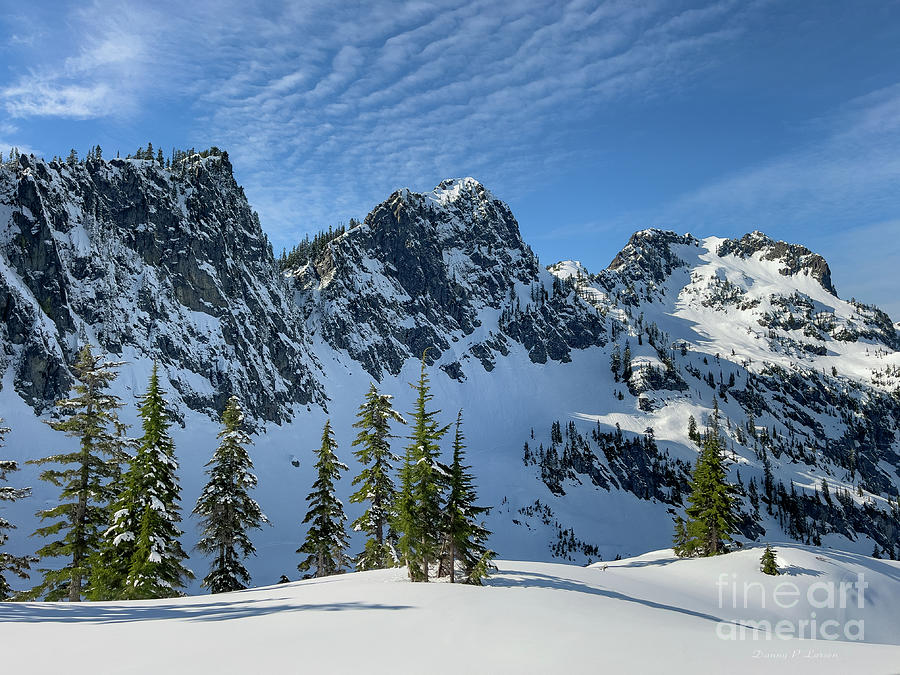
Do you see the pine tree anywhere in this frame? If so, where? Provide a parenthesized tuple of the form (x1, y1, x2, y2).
(349, 384, 405, 570)
(760, 544, 779, 575)
(297, 420, 350, 577)
(687, 415, 699, 445)
(27, 346, 127, 601)
(91, 364, 192, 599)
(678, 405, 738, 557)
(0, 419, 36, 599)
(394, 351, 450, 582)
(622, 341, 633, 381)
(671, 515, 690, 557)
(610, 346, 621, 382)
(438, 411, 494, 584)
(193, 396, 268, 593)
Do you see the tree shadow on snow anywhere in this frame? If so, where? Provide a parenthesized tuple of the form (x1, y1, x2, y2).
(605, 556, 682, 569)
(489, 569, 764, 633)
(780, 565, 825, 577)
(0, 598, 413, 625)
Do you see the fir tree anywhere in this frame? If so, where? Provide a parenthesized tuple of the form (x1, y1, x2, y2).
(91, 364, 192, 599)
(394, 351, 450, 582)
(193, 396, 268, 593)
(27, 346, 127, 601)
(297, 420, 350, 577)
(760, 544, 779, 575)
(349, 384, 405, 570)
(622, 341, 633, 381)
(438, 411, 494, 584)
(610, 346, 621, 382)
(678, 405, 738, 557)
(687, 415, 699, 445)
(0, 419, 36, 599)
(671, 515, 689, 557)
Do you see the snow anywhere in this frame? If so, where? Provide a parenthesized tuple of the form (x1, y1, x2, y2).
(2, 544, 898, 674)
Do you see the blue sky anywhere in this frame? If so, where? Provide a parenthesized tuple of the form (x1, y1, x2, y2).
(2, 0, 899, 317)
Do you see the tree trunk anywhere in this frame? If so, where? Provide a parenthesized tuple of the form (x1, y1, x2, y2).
(449, 544, 456, 584)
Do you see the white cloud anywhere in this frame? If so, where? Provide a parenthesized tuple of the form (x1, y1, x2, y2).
(0, 0, 771, 246)
(657, 83, 900, 242)
(3, 80, 115, 119)
(176, 0, 758, 241)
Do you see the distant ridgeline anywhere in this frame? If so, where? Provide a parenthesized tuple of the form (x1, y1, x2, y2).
(5, 143, 232, 171)
(278, 220, 359, 271)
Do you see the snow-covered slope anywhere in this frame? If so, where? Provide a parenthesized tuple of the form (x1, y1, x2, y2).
(0, 154, 899, 590)
(3, 545, 899, 674)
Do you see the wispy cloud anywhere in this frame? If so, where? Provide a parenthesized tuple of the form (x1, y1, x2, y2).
(661, 84, 900, 232)
(176, 0, 761, 242)
(650, 83, 900, 316)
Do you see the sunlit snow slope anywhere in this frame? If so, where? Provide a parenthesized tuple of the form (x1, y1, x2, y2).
(2, 545, 899, 674)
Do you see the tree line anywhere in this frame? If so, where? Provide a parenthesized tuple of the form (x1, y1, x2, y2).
(0, 347, 494, 601)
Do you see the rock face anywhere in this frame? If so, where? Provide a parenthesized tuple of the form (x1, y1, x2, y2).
(717, 230, 837, 295)
(0, 153, 320, 420)
(289, 177, 605, 378)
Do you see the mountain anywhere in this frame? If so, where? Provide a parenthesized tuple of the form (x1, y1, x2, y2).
(4, 545, 899, 674)
(0, 151, 321, 421)
(289, 176, 604, 379)
(1, 150, 899, 589)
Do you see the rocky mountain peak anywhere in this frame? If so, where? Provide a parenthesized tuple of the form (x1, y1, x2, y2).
(292, 178, 604, 379)
(717, 230, 837, 295)
(606, 229, 698, 281)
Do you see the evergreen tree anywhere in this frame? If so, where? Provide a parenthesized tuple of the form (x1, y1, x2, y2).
(349, 384, 405, 570)
(760, 544, 779, 575)
(687, 415, 699, 445)
(678, 406, 738, 557)
(0, 419, 36, 599)
(27, 346, 127, 601)
(671, 515, 690, 557)
(393, 351, 450, 582)
(610, 346, 621, 382)
(91, 364, 192, 599)
(438, 411, 494, 584)
(193, 396, 268, 593)
(622, 342, 633, 381)
(297, 420, 350, 577)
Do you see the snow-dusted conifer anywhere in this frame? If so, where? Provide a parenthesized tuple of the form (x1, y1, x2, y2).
(438, 410, 494, 584)
(0, 419, 36, 599)
(671, 516, 689, 557)
(394, 351, 449, 582)
(298, 420, 350, 577)
(91, 364, 192, 599)
(194, 396, 268, 593)
(28, 345, 127, 601)
(680, 402, 738, 557)
(760, 544, 779, 575)
(349, 384, 405, 570)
